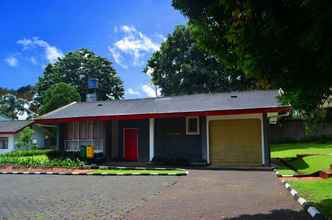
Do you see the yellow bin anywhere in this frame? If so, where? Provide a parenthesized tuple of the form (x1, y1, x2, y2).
(86, 145, 94, 159)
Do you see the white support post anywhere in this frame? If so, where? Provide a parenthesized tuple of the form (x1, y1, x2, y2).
(149, 118, 155, 161)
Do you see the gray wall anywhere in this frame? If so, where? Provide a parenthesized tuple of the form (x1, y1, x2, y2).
(154, 117, 206, 162)
(118, 120, 149, 162)
(269, 120, 332, 143)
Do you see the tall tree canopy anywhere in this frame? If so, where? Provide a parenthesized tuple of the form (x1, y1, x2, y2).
(40, 83, 81, 114)
(0, 94, 31, 119)
(35, 48, 124, 108)
(173, 0, 332, 114)
(145, 25, 259, 96)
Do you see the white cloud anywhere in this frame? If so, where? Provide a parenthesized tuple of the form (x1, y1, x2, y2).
(17, 37, 63, 63)
(121, 25, 136, 33)
(109, 25, 161, 67)
(127, 88, 141, 96)
(108, 47, 128, 69)
(145, 67, 154, 77)
(142, 84, 161, 97)
(4, 56, 18, 67)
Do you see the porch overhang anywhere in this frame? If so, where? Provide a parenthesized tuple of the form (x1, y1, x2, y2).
(33, 106, 291, 125)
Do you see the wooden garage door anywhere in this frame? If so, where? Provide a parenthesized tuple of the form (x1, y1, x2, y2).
(209, 119, 262, 165)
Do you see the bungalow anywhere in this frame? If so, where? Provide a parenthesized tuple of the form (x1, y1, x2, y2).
(0, 120, 32, 154)
(34, 90, 290, 166)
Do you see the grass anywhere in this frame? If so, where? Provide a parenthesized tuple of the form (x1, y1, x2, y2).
(272, 142, 332, 176)
(271, 142, 332, 159)
(289, 179, 332, 218)
(287, 155, 332, 175)
(92, 168, 187, 175)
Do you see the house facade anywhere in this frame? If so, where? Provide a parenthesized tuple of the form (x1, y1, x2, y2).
(35, 90, 290, 166)
(0, 120, 32, 154)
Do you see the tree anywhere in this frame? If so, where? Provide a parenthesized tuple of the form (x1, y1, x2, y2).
(172, 0, 332, 114)
(39, 83, 81, 114)
(35, 48, 124, 109)
(145, 25, 259, 96)
(16, 127, 34, 148)
(16, 85, 34, 101)
(0, 94, 31, 119)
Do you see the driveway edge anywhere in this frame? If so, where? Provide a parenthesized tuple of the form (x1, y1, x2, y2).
(273, 170, 325, 220)
(0, 171, 188, 176)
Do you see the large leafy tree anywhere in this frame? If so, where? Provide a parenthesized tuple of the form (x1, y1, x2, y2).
(0, 94, 31, 119)
(145, 25, 259, 96)
(173, 0, 332, 114)
(39, 83, 81, 114)
(35, 48, 124, 107)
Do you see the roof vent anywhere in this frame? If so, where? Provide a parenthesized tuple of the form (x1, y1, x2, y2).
(230, 95, 238, 98)
(97, 103, 103, 107)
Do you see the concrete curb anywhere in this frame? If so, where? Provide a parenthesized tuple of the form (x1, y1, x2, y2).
(0, 170, 188, 176)
(83, 165, 180, 171)
(274, 170, 325, 220)
(273, 168, 295, 177)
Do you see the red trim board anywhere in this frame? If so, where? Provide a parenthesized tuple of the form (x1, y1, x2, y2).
(34, 106, 291, 125)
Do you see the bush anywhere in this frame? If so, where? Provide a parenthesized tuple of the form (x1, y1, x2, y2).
(0, 149, 83, 168)
(16, 127, 35, 148)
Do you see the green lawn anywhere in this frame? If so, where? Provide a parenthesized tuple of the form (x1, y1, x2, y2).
(271, 142, 332, 159)
(272, 142, 332, 176)
(92, 168, 187, 175)
(289, 179, 332, 218)
(287, 155, 332, 175)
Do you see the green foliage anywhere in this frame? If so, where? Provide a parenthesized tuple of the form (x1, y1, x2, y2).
(2, 149, 53, 157)
(0, 149, 83, 168)
(35, 48, 124, 110)
(145, 25, 259, 96)
(39, 82, 80, 114)
(16, 127, 34, 148)
(173, 0, 332, 115)
(0, 94, 32, 119)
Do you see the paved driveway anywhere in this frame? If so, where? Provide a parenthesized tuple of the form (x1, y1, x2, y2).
(127, 170, 310, 220)
(0, 170, 310, 220)
(0, 175, 177, 219)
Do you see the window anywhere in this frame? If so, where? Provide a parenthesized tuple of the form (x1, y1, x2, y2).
(186, 116, 200, 135)
(0, 137, 8, 149)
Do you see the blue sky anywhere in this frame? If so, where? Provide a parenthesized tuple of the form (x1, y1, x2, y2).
(0, 0, 186, 98)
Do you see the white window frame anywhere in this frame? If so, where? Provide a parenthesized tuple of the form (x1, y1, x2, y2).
(186, 116, 200, 135)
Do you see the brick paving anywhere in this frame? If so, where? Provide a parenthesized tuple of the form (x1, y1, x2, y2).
(0, 170, 310, 220)
(0, 175, 177, 219)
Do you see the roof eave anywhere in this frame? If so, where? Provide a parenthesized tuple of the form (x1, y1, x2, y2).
(34, 106, 291, 124)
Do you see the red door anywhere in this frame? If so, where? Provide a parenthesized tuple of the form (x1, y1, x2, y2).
(124, 129, 138, 161)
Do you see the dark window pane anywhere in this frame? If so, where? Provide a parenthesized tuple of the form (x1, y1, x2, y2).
(0, 137, 8, 149)
(188, 118, 198, 133)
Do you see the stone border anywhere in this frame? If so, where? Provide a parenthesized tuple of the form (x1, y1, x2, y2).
(273, 168, 295, 177)
(273, 170, 325, 220)
(0, 170, 188, 176)
(83, 164, 180, 171)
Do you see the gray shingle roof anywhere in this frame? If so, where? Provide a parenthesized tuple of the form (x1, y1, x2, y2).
(0, 120, 32, 133)
(37, 90, 287, 120)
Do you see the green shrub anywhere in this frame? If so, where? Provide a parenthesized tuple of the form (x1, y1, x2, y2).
(15, 127, 35, 148)
(1, 149, 53, 157)
(0, 149, 83, 168)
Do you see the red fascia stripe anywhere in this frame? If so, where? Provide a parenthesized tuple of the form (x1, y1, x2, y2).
(0, 132, 16, 135)
(34, 106, 291, 125)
